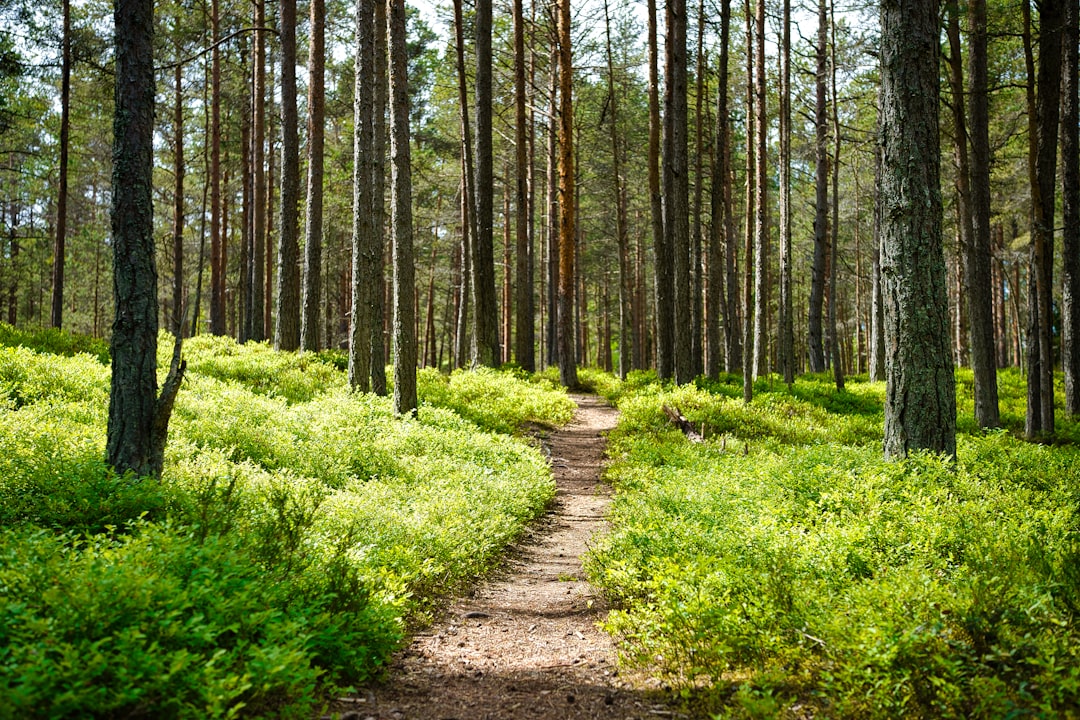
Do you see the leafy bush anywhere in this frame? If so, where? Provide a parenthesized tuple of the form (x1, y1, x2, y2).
(0, 331, 570, 717)
(0, 323, 110, 363)
(416, 366, 574, 433)
(586, 372, 1080, 718)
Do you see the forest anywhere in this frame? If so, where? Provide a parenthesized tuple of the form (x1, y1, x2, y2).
(1, 0, 1080, 714)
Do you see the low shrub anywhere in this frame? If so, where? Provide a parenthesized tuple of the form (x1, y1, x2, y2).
(0, 331, 569, 717)
(586, 371, 1080, 718)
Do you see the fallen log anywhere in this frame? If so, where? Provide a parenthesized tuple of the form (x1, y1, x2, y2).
(662, 405, 704, 443)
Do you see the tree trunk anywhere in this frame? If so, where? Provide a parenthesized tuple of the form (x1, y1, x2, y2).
(808, 0, 828, 373)
(546, 37, 559, 369)
(648, 0, 672, 379)
(209, 0, 225, 336)
(879, 0, 956, 459)
(513, 0, 535, 371)
(349, 0, 376, 390)
(171, 57, 185, 337)
(370, 0, 388, 395)
(961, 0, 1001, 426)
(778, 0, 793, 385)
(1063, 0, 1080, 415)
(557, 0, 578, 388)
(502, 178, 512, 364)
(690, 0, 706, 378)
(472, 0, 500, 366)
(51, 0, 71, 330)
(301, 0, 326, 352)
(829, 0, 844, 391)
(250, 0, 267, 342)
(604, 0, 632, 378)
(665, 0, 691, 384)
(107, 0, 185, 479)
(870, 121, 886, 381)
(388, 0, 416, 414)
(751, 0, 768, 380)
(274, 0, 301, 351)
(705, 0, 730, 380)
(742, 0, 754, 403)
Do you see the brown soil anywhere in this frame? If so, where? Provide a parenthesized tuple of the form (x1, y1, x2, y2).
(326, 394, 680, 720)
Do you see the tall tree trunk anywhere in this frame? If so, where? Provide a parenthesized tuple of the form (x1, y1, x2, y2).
(250, 0, 267, 342)
(778, 0, 793, 385)
(108, 0, 185, 479)
(880, 0, 956, 458)
(648, 0, 671, 379)
(502, 178, 512, 363)
(741, 0, 754, 402)
(371, 0, 388, 394)
(350, 0, 376, 390)
(301, 0, 326, 352)
(171, 57, 185, 337)
(209, 0, 225, 335)
(472, 0, 500, 366)
(546, 33, 559, 368)
(690, 0, 706, 378)
(829, 0, 844, 390)
(665, 0, 691, 383)
(960, 0, 1001, 426)
(388, 0, 416, 414)
(452, 0, 476, 369)
(808, 0, 828, 373)
(1023, 0, 1063, 437)
(707, 0, 731, 379)
(604, 0, 632, 377)
(870, 115, 886, 380)
(513, 0, 535, 370)
(51, 0, 71, 329)
(751, 0, 768, 379)
(1061, 0, 1079, 414)
(274, 0, 301, 350)
(557, 0, 578, 388)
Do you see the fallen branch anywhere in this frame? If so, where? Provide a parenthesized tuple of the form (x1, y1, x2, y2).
(662, 405, 704, 443)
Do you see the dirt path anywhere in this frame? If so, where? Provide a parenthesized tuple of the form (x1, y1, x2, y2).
(329, 394, 676, 720)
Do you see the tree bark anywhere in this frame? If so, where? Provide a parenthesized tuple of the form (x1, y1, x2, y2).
(604, 0, 632, 378)
(665, 0, 691, 384)
(829, 0, 844, 391)
(171, 57, 185, 337)
(350, 0, 376, 390)
(808, 0, 828, 373)
(546, 32, 560, 369)
(557, 0, 578, 388)
(472, 0, 500, 366)
(371, 0, 388, 394)
(51, 0, 71, 330)
(108, 0, 185, 479)
(250, 0, 267, 342)
(962, 0, 1001, 426)
(648, 0, 671, 379)
(274, 0, 301, 351)
(778, 0, 793, 385)
(1064, 0, 1080, 415)
(742, 0, 754, 403)
(1023, 0, 1063, 437)
(879, 0, 956, 459)
(388, 0, 416, 414)
(513, 0, 535, 371)
(209, 0, 225, 336)
(301, 0, 326, 352)
(751, 0, 768, 380)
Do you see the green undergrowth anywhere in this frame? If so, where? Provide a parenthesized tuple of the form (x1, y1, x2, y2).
(0, 325, 573, 718)
(585, 369, 1080, 719)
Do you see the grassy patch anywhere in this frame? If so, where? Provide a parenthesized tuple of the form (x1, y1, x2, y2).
(0, 329, 570, 718)
(585, 371, 1080, 718)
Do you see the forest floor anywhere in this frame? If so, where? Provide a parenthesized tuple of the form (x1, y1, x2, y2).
(326, 394, 681, 720)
